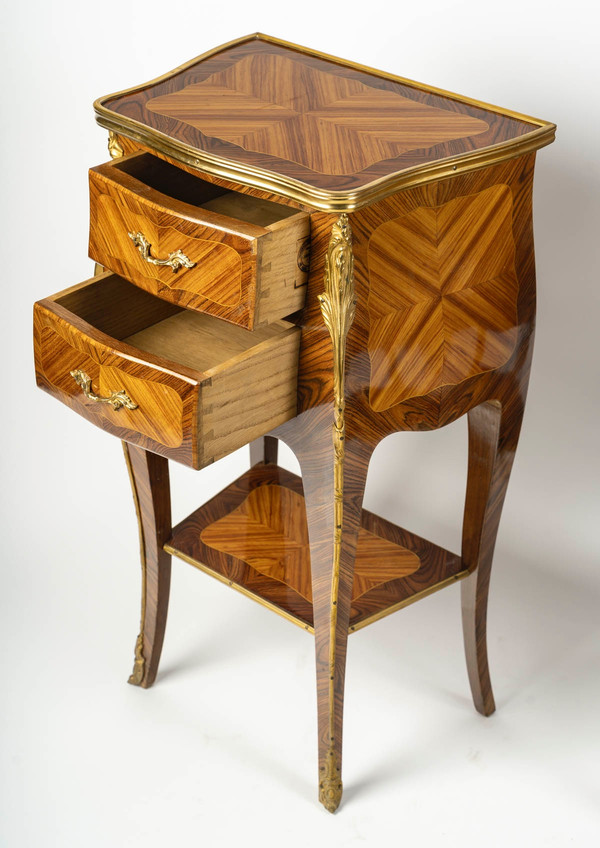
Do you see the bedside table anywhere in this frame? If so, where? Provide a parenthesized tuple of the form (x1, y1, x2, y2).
(33, 33, 555, 813)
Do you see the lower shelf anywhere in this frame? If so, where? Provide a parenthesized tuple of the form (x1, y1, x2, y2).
(165, 464, 467, 633)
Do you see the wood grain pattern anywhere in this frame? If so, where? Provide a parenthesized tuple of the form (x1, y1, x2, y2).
(167, 464, 463, 631)
(123, 309, 292, 373)
(461, 392, 530, 716)
(40, 326, 185, 448)
(123, 443, 172, 689)
(34, 278, 199, 466)
(107, 133, 313, 213)
(255, 215, 310, 326)
(249, 435, 278, 466)
(145, 52, 489, 176)
(367, 184, 518, 410)
(89, 152, 309, 328)
(265, 152, 539, 810)
(33, 37, 555, 814)
(34, 272, 301, 469)
(197, 324, 300, 468)
(333, 156, 536, 434)
(101, 37, 539, 194)
(200, 485, 421, 604)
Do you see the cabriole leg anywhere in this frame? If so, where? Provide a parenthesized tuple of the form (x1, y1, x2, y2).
(123, 442, 172, 689)
(298, 432, 372, 813)
(461, 394, 528, 715)
(274, 210, 363, 812)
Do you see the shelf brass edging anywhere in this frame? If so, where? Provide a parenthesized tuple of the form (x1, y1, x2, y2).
(94, 33, 556, 212)
(166, 543, 469, 636)
(348, 568, 470, 633)
(164, 542, 315, 633)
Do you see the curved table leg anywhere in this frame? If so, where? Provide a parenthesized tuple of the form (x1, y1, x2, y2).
(461, 394, 528, 715)
(123, 442, 172, 689)
(295, 427, 372, 813)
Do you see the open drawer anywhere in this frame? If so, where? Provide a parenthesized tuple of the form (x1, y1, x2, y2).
(34, 272, 300, 468)
(89, 152, 310, 329)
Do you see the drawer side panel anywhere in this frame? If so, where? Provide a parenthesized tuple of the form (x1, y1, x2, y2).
(199, 327, 300, 466)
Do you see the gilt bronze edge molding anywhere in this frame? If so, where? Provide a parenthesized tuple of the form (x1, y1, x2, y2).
(94, 32, 554, 134)
(95, 33, 555, 213)
(164, 543, 315, 633)
(99, 117, 554, 213)
(349, 568, 471, 633)
(316, 213, 356, 813)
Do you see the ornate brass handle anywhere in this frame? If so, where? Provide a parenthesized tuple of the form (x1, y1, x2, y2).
(70, 369, 138, 410)
(128, 231, 196, 272)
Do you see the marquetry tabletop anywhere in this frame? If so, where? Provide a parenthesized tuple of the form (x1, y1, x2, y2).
(94, 34, 555, 210)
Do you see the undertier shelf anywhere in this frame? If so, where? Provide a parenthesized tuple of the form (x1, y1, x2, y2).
(165, 464, 468, 632)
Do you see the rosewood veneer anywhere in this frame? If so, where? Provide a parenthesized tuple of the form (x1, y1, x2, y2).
(33, 33, 555, 813)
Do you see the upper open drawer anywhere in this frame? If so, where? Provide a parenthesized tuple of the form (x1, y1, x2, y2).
(88, 152, 310, 329)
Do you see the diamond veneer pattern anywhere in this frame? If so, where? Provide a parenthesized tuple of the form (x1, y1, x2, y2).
(146, 53, 490, 176)
(367, 185, 519, 411)
(200, 484, 421, 602)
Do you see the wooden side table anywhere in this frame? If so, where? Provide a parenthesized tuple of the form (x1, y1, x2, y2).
(33, 34, 555, 812)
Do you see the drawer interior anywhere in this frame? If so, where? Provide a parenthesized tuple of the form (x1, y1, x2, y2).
(56, 274, 294, 375)
(112, 153, 299, 227)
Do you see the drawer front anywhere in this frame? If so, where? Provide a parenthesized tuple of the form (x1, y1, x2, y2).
(34, 273, 301, 470)
(89, 159, 265, 328)
(34, 300, 199, 466)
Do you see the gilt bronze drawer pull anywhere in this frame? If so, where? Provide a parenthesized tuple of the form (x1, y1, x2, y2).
(70, 369, 138, 410)
(128, 231, 195, 272)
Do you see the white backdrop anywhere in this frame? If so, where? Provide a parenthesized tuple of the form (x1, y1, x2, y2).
(2, 1, 599, 845)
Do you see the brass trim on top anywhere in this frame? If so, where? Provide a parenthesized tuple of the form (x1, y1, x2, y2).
(94, 33, 556, 211)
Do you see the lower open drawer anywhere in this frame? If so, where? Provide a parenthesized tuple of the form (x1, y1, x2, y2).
(34, 271, 300, 468)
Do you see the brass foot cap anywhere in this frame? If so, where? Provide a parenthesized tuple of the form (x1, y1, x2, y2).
(128, 633, 145, 685)
(319, 785, 343, 813)
(319, 751, 343, 813)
